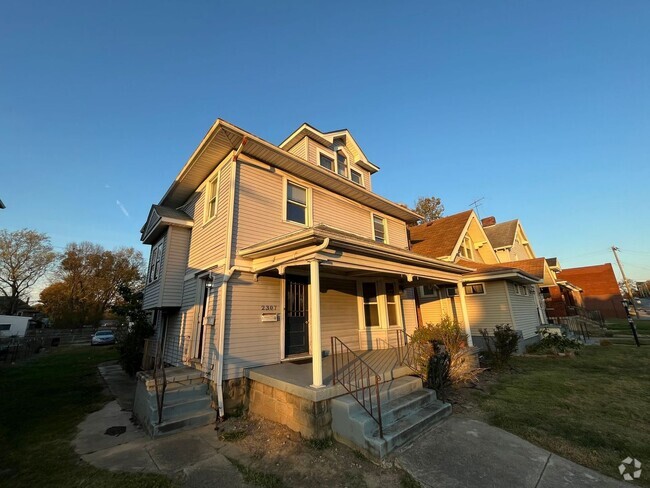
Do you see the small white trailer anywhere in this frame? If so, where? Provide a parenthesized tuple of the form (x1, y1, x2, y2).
(0, 315, 30, 337)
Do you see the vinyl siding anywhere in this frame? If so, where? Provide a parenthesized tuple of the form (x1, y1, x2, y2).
(164, 278, 198, 366)
(508, 283, 540, 339)
(419, 291, 447, 326)
(312, 188, 372, 238)
(320, 277, 360, 352)
(387, 219, 409, 249)
(223, 273, 282, 380)
(462, 281, 513, 335)
(287, 137, 307, 160)
(401, 288, 418, 335)
(200, 274, 223, 373)
(184, 158, 232, 272)
(143, 233, 166, 310)
(161, 226, 191, 307)
(305, 138, 371, 191)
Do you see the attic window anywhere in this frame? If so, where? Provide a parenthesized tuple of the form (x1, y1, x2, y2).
(350, 169, 363, 185)
(459, 235, 474, 260)
(337, 151, 348, 177)
(205, 171, 220, 222)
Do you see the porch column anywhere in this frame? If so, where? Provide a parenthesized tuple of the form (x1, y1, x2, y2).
(309, 259, 324, 388)
(456, 282, 474, 347)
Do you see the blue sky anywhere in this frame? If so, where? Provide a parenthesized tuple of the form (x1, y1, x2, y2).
(1, 0, 649, 283)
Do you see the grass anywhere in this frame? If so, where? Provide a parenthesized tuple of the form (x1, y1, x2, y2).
(605, 318, 650, 334)
(228, 458, 286, 488)
(477, 345, 650, 485)
(0, 346, 175, 488)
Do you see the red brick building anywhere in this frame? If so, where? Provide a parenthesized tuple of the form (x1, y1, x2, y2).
(557, 264, 626, 319)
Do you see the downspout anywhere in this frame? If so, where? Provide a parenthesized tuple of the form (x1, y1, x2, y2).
(215, 140, 246, 419)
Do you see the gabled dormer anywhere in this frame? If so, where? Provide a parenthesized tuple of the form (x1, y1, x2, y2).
(279, 123, 379, 192)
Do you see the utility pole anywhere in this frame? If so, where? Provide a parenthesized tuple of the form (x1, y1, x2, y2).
(612, 246, 640, 318)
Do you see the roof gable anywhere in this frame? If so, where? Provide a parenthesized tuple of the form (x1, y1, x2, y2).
(483, 219, 519, 249)
(409, 210, 473, 259)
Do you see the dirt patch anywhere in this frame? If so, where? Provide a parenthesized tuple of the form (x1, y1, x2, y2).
(214, 414, 414, 488)
(443, 369, 502, 421)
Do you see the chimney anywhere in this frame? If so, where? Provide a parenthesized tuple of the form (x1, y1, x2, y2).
(481, 216, 496, 227)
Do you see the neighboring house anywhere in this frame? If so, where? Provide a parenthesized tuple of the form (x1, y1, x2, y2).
(137, 119, 471, 449)
(557, 264, 627, 319)
(409, 210, 545, 351)
(481, 216, 536, 262)
(0, 315, 30, 337)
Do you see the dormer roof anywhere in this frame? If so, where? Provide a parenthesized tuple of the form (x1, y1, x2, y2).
(483, 219, 519, 249)
(409, 210, 473, 259)
(141, 204, 193, 244)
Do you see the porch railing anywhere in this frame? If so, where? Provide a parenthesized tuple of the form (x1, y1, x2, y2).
(566, 305, 604, 327)
(396, 329, 427, 380)
(548, 316, 590, 341)
(330, 336, 383, 438)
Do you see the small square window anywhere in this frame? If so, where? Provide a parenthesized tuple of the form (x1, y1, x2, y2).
(420, 285, 439, 298)
(465, 283, 485, 295)
(337, 151, 347, 177)
(319, 153, 334, 171)
(286, 181, 308, 225)
(446, 288, 458, 297)
(350, 169, 363, 185)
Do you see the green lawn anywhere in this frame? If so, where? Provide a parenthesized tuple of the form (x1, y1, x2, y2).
(0, 346, 174, 488)
(606, 318, 650, 334)
(477, 345, 650, 485)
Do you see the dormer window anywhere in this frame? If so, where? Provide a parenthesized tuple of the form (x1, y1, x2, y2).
(337, 151, 348, 177)
(319, 153, 334, 171)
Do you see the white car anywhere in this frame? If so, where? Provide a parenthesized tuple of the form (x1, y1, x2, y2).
(91, 329, 116, 346)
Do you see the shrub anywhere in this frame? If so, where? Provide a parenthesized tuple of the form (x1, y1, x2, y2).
(412, 316, 481, 385)
(480, 324, 519, 368)
(527, 328, 583, 355)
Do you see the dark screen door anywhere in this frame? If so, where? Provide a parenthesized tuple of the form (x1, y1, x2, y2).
(197, 284, 209, 360)
(285, 276, 309, 356)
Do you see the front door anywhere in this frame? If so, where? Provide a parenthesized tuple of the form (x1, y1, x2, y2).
(197, 283, 209, 360)
(285, 276, 309, 356)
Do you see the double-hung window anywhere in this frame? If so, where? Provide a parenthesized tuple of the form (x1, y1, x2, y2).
(459, 234, 474, 260)
(362, 282, 380, 327)
(337, 151, 348, 177)
(350, 169, 363, 185)
(373, 214, 387, 244)
(286, 181, 308, 225)
(205, 172, 220, 222)
(385, 282, 399, 326)
(148, 242, 163, 283)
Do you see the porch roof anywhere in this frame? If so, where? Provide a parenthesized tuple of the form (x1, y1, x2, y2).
(456, 258, 542, 285)
(239, 224, 471, 283)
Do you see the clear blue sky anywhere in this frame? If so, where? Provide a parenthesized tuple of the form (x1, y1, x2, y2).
(1, 1, 649, 283)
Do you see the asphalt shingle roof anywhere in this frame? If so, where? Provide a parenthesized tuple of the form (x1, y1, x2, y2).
(483, 220, 519, 249)
(409, 210, 473, 259)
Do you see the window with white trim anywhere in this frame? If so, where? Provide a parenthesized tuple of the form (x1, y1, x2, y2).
(385, 282, 399, 326)
(459, 234, 474, 260)
(373, 214, 387, 244)
(465, 283, 485, 295)
(205, 171, 220, 222)
(319, 153, 334, 171)
(148, 242, 163, 283)
(350, 169, 363, 185)
(286, 181, 309, 225)
(513, 283, 529, 296)
(362, 282, 380, 327)
(337, 150, 348, 177)
(419, 284, 439, 298)
(446, 287, 458, 297)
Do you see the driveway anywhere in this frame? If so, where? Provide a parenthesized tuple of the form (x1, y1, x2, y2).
(397, 417, 627, 488)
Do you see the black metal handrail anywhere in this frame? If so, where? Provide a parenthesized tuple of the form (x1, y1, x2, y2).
(151, 339, 167, 424)
(330, 337, 383, 438)
(396, 329, 427, 379)
(566, 305, 604, 327)
(548, 316, 589, 341)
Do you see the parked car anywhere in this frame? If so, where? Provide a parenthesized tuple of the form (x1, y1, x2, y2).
(91, 329, 116, 346)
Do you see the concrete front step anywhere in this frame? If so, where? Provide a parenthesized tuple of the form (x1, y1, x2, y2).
(331, 376, 451, 459)
(150, 410, 216, 437)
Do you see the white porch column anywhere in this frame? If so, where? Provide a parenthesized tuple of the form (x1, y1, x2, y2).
(309, 259, 324, 388)
(457, 282, 474, 347)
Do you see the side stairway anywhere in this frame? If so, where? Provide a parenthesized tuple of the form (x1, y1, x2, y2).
(133, 367, 215, 438)
(331, 376, 451, 459)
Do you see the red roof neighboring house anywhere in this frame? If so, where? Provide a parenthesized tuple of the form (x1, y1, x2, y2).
(557, 264, 627, 319)
(409, 210, 473, 259)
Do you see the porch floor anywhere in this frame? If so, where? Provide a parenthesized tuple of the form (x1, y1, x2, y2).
(246, 348, 414, 402)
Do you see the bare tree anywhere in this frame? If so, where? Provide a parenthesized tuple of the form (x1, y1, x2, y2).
(0, 229, 56, 314)
(413, 196, 445, 224)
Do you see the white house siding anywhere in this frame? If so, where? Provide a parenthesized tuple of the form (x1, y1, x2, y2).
(495, 249, 511, 263)
(287, 137, 307, 160)
(387, 219, 409, 249)
(223, 273, 282, 381)
(184, 159, 232, 272)
(320, 277, 360, 352)
(161, 226, 191, 307)
(418, 293, 447, 326)
(143, 233, 166, 310)
(401, 288, 418, 335)
(508, 283, 540, 340)
(164, 278, 198, 366)
(462, 281, 514, 335)
(312, 188, 373, 239)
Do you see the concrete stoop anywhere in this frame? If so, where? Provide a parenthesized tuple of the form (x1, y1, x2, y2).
(133, 368, 216, 438)
(331, 376, 451, 459)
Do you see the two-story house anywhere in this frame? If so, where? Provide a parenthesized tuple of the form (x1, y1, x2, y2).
(409, 210, 545, 350)
(136, 119, 471, 455)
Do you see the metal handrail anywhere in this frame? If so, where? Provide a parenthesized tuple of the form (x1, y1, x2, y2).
(396, 329, 427, 379)
(330, 337, 384, 438)
(151, 339, 167, 424)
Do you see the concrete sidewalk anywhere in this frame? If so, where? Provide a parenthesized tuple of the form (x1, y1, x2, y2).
(74, 362, 252, 487)
(396, 417, 628, 488)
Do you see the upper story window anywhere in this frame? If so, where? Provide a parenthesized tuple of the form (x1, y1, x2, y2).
(319, 153, 334, 171)
(205, 171, 220, 222)
(459, 234, 474, 260)
(337, 151, 348, 177)
(350, 169, 363, 186)
(148, 241, 163, 283)
(286, 181, 309, 225)
(372, 214, 387, 244)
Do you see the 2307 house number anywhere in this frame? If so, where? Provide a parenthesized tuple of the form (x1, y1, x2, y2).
(260, 305, 278, 311)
